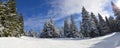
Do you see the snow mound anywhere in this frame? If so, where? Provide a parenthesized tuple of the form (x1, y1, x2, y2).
(0, 32, 119, 48)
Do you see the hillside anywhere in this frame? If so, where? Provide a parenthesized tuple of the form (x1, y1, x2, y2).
(0, 32, 119, 48)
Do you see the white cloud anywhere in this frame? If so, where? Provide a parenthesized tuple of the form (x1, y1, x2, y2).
(50, 0, 113, 19)
(116, 0, 120, 8)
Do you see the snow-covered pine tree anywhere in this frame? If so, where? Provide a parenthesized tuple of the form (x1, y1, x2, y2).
(91, 13, 101, 36)
(89, 13, 100, 37)
(17, 13, 24, 36)
(0, 1, 11, 37)
(49, 18, 60, 37)
(40, 18, 59, 38)
(40, 21, 49, 38)
(0, 0, 24, 37)
(98, 13, 110, 36)
(64, 18, 71, 38)
(31, 29, 37, 38)
(80, 7, 90, 37)
(25, 31, 32, 37)
(7, 0, 18, 36)
(0, 0, 18, 37)
(80, 7, 99, 37)
(111, 2, 120, 32)
(70, 15, 81, 38)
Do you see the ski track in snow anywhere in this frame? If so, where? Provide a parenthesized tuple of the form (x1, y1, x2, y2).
(0, 32, 119, 48)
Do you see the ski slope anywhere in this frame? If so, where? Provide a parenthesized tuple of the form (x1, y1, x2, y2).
(0, 32, 119, 48)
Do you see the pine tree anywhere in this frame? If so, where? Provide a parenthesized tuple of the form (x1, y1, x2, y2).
(80, 7, 90, 37)
(111, 2, 120, 32)
(98, 13, 110, 36)
(18, 13, 24, 36)
(25, 31, 32, 37)
(89, 13, 99, 37)
(64, 18, 71, 38)
(80, 7, 99, 37)
(70, 15, 80, 38)
(1, 12, 10, 37)
(0, 0, 24, 37)
(1, 0, 17, 37)
(40, 21, 49, 38)
(49, 18, 60, 37)
(31, 29, 37, 37)
(40, 18, 59, 38)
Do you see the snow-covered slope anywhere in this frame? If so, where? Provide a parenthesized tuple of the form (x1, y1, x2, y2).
(0, 32, 119, 48)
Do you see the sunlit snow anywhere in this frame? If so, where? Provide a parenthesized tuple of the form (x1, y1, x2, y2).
(0, 32, 119, 48)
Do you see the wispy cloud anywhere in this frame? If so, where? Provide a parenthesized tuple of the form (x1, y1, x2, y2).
(51, 0, 114, 19)
(24, 14, 48, 30)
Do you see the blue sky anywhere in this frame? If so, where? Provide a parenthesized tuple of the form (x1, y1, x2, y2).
(13, 0, 119, 32)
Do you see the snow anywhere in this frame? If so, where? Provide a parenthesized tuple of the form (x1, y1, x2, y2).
(0, 32, 119, 48)
(10, 14, 16, 16)
(0, 24, 4, 31)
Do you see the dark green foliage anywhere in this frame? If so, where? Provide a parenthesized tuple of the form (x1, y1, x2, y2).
(8, 0, 17, 15)
(0, 0, 24, 37)
(18, 13, 24, 35)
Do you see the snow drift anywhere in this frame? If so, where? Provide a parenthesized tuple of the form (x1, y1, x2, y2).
(0, 32, 119, 48)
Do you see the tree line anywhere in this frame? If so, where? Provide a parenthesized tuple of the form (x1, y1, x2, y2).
(25, 2, 120, 38)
